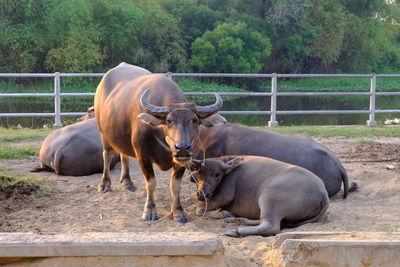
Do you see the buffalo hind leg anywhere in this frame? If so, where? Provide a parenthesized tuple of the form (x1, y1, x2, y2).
(138, 157, 158, 221)
(98, 149, 114, 193)
(119, 154, 136, 192)
(170, 166, 188, 223)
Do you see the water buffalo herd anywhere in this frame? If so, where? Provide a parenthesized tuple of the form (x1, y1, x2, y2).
(32, 63, 356, 237)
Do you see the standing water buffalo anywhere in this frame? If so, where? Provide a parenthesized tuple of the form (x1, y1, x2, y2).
(31, 118, 120, 176)
(94, 63, 225, 223)
(195, 123, 356, 198)
(189, 156, 329, 237)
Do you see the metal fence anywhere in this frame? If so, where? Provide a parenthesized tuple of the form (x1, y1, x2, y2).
(0, 72, 399, 127)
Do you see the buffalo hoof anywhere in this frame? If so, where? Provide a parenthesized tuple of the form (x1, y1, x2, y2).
(224, 229, 240, 238)
(142, 214, 159, 221)
(222, 210, 234, 218)
(171, 210, 190, 224)
(175, 216, 189, 224)
(98, 185, 112, 193)
(124, 184, 137, 192)
(142, 208, 159, 221)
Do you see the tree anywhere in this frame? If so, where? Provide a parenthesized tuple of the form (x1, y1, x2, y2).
(43, 0, 103, 73)
(164, 0, 222, 47)
(0, 0, 47, 72)
(190, 23, 271, 73)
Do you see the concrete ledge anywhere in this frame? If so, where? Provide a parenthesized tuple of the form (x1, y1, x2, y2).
(0, 232, 223, 257)
(267, 231, 400, 267)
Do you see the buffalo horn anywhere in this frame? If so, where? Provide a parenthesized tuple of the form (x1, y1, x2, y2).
(221, 163, 232, 170)
(140, 89, 169, 117)
(191, 159, 203, 168)
(195, 93, 223, 118)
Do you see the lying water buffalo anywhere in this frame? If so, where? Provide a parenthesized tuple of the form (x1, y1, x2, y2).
(195, 123, 355, 198)
(94, 62, 225, 223)
(189, 156, 329, 237)
(31, 119, 120, 176)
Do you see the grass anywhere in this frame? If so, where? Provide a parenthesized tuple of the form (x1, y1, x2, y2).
(355, 139, 379, 145)
(0, 127, 50, 159)
(0, 145, 39, 159)
(0, 127, 51, 143)
(0, 167, 54, 196)
(263, 125, 400, 138)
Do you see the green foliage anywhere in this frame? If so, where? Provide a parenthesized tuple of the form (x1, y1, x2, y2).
(1, 0, 400, 73)
(44, 0, 104, 72)
(164, 0, 223, 47)
(191, 23, 271, 73)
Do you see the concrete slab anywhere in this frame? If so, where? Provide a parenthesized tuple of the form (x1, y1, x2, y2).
(266, 231, 400, 267)
(0, 232, 223, 257)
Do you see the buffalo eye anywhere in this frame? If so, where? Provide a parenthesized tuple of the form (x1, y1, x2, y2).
(166, 119, 172, 125)
(192, 118, 199, 124)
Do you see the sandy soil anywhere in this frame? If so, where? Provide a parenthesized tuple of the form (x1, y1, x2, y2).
(1, 137, 400, 266)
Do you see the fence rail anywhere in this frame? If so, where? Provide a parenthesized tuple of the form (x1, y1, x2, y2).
(0, 72, 399, 127)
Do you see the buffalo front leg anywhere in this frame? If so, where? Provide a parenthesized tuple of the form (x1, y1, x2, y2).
(119, 154, 136, 192)
(225, 195, 281, 237)
(224, 219, 281, 238)
(137, 157, 158, 221)
(170, 166, 188, 223)
(98, 149, 114, 193)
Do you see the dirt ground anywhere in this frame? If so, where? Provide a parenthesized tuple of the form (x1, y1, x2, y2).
(1, 137, 400, 266)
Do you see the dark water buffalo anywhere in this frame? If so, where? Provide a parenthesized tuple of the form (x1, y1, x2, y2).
(196, 123, 354, 198)
(189, 156, 329, 237)
(94, 62, 224, 223)
(31, 119, 119, 176)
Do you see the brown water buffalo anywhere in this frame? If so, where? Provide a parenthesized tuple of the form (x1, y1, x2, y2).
(31, 119, 120, 176)
(195, 123, 356, 198)
(94, 63, 224, 223)
(189, 156, 329, 237)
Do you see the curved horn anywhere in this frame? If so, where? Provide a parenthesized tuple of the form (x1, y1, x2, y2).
(191, 159, 203, 168)
(140, 89, 169, 117)
(220, 163, 232, 170)
(195, 93, 223, 118)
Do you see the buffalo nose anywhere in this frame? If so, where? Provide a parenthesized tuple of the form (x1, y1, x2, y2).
(197, 191, 204, 200)
(175, 142, 191, 151)
(197, 191, 209, 200)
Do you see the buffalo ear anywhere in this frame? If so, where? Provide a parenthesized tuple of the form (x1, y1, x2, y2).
(221, 157, 243, 174)
(188, 159, 203, 171)
(137, 113, 163, 126)
(200, 114, 226, 127)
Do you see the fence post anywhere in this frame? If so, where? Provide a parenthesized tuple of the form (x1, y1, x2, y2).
(366, 73, 377, 126)
(268, 73, 279, 127)
(53, 72, 62, 128)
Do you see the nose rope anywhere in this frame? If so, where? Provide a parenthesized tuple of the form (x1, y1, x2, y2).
(198, 136, 206, 166)
(181, 170, 208, 231)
